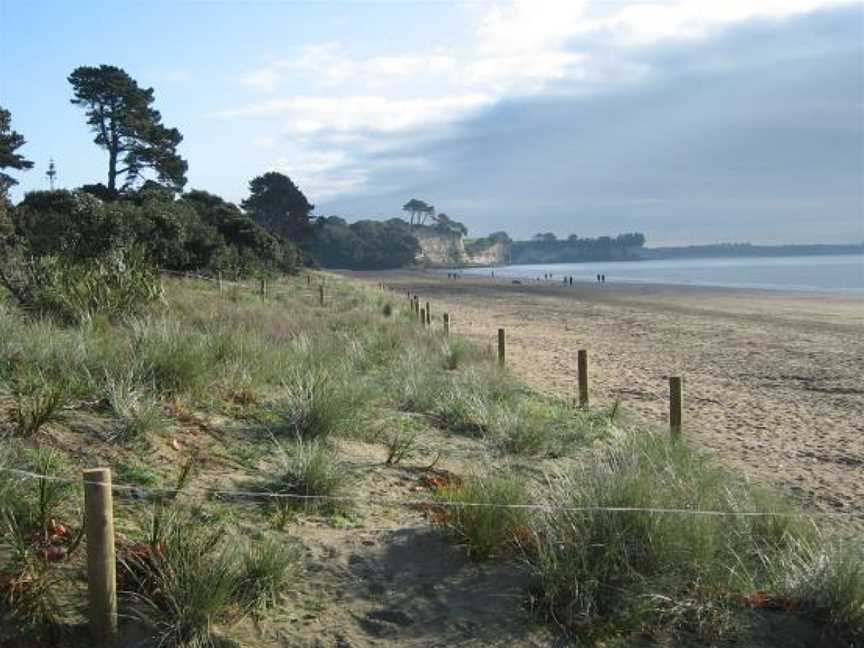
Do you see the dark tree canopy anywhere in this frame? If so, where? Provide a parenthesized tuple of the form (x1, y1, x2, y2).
(308, 216, 420, 269)
(0, 106, 34, 196)
(68, 65, 188, 194)
(402, 198, 435, 226)
(241, 171, 314, 242)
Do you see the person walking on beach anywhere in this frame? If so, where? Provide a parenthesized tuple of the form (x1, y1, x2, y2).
(569, 276, 573, 286)
(601, 274, 606, 283)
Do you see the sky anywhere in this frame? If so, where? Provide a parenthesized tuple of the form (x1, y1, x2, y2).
(1, 0, 862, 245)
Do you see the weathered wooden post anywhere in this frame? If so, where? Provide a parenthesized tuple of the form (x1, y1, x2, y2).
(443, 313, 450, 335)
(217, 272, 223, 295)
(420, 307, 426, 327)
(319, 284, 325, 306)
(259, 278, 266, 298)
(577, 350, 590, 409)
(497, 328, 506, 366)
(425, 302, 431, 326)
(83, 468, 118, 643)
(670, 376, 683, 437)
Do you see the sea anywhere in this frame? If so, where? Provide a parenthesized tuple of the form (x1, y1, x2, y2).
(454, 254, 864, 294)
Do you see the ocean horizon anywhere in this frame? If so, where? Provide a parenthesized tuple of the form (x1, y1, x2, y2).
(455, 254, 864, 294)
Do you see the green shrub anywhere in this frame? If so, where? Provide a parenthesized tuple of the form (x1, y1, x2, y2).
(763, 538, 864, 640)
(123, 512, 244, 647)
(10, 373, 67, 436)
(273, 367, 371, 440)
(527, 431, 823, 640)
(1, 246, 162, 325)
(236, 538, 300, 613)
(432, 472, 531, 560)
(103, 369, 167, 443)
(382, 422, 421, 465)
(132, 319, 215, 399)
(272, 437, 348, 512)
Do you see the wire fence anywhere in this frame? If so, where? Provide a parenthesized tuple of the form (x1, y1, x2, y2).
(3, 467, 862, 520)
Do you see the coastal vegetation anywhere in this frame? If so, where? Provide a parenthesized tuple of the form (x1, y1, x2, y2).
(1, 64, 861, 647)
(0, 269, 860, 645)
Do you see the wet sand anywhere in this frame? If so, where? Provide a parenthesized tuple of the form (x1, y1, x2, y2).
(346, 270, 864, 524)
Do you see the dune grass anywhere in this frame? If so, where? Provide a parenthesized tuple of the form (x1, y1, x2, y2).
(0, 273, 860, 646)
(525, 430, 863, 643)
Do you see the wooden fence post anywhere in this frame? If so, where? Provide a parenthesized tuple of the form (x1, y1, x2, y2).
(497, 328, 506, 366)
(420, 308, 426, 326)
(670, 376, 683, 437)
(425, 302, 431, 326)
(443, 313, 450, 335)
(259, 278, 266, 298)
(217, 272, 223, 295)
(578, 350, 589, 409)
(84, 468, 117, 643)
(319, 284, 325, 306)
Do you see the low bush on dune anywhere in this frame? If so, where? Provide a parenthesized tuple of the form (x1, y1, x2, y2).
(272, 366, 373, 440)
(431, 471, 532, 560)
(122, 510, 300, 647)
(0, 246, 162, 325)
(526, 430, 863, 643)
(271, 437, 350, 513)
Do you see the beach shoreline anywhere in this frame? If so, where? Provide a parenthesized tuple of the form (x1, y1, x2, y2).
(343, 269, 864, 527)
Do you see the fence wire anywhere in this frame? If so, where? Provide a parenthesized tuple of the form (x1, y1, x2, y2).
(1, 467, 861, 520)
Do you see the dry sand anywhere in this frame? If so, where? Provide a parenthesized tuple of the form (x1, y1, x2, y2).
(347, 270, 864, 525)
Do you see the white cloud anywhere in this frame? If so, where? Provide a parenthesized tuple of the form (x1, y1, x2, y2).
(223, 0, 854, 201)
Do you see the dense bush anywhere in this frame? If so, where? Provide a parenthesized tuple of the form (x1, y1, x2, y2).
(5, 187, 301, 280)
(0, 245, 162, 324)
(308, 216, 420, 269)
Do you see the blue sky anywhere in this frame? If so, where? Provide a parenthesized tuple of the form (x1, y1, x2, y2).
(1, 0, 862, 245)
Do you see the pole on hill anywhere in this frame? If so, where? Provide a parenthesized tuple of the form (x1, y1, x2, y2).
(83, 468, 118, 643)
(578, 350, 589, 409)
(670, 377, 683, 437)
(443, 313, 450, 335)
(497, 328, 506, 366)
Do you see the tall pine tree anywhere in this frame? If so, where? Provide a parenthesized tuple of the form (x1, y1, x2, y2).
(0, 105, 34, 197)
(68, 65, 187, 193)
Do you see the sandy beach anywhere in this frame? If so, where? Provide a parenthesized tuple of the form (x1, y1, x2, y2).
(346, 270, 864, 525)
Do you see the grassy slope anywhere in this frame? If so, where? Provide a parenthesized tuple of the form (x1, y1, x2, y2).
(0, 274, 860, 646)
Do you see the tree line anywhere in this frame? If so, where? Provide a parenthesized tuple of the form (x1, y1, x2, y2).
(0, 65, 424, 275)
(0, 66, 647, 274)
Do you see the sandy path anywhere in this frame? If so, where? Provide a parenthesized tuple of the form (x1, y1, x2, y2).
(348, 271, 864, 526)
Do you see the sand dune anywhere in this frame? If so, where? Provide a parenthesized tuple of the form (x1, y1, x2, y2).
(347, 270, 864, 529)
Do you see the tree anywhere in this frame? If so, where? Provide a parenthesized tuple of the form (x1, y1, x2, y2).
(0, 106, 34, 196)
(68, 65, 187, 193)
(435, 212, 468, 236)
(242, 171, 314, 242)
(533, 232, 557, 242)
(402, 198, 435, 226)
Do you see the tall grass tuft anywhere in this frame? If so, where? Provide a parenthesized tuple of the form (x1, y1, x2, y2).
(236, 538, 300, 614)
(123, 511, 244, 648)
(526, 430, 835, 640)
(103, 369, 167, 443)
(272, 437, 349, 512)
(273, 366, 371, 440)
(432, 471, 532, 560)
(9, 369, 67, 436)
